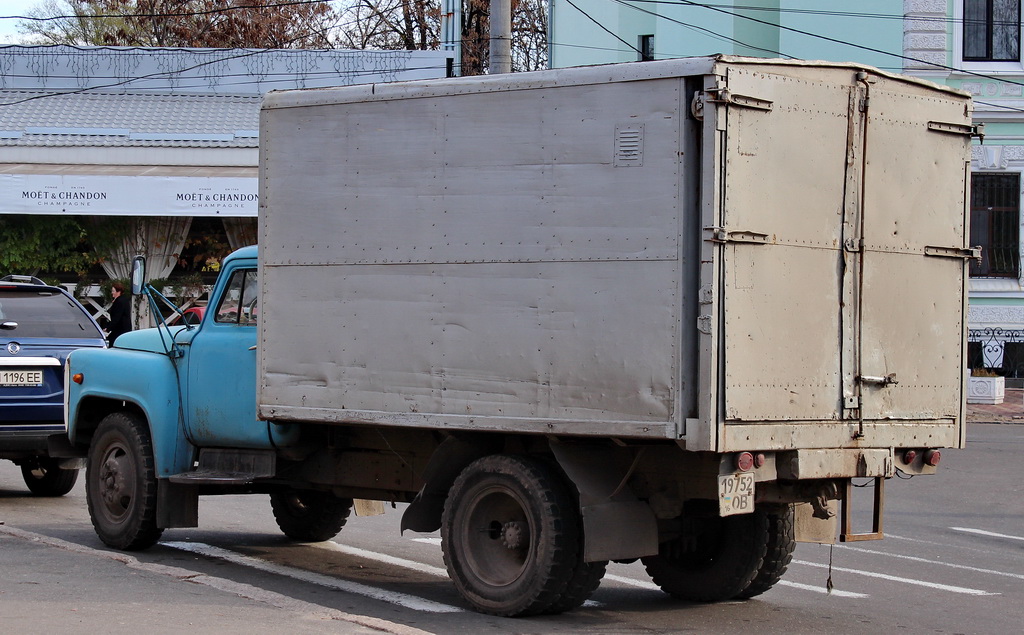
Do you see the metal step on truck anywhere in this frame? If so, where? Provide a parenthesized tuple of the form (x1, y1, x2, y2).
(62, 56, 974, 617)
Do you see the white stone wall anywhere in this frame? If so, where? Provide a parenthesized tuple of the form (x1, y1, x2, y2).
(904, 0, 949, 70)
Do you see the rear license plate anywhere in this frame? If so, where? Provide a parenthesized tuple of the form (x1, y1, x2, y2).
(718, 472, 755, 516)
(0, 370, 44, 386)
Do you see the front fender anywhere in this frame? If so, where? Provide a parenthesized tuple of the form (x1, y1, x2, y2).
(66, 347, 195, 477)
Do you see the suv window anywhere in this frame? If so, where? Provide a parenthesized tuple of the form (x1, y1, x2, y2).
(0, 290, 104, 338)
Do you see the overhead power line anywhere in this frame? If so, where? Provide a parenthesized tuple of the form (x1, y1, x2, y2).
(604, 0, 1024, 114)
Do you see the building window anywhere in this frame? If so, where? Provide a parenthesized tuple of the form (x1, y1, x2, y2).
(970, 172, 1021, 277)
(639, 34, 654, 62)
(964, 0, 1021, 61)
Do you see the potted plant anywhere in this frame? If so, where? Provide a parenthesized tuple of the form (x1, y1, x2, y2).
(967, 368, 1005, 405)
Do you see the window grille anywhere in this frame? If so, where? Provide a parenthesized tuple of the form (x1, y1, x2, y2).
(970, 172, 1021, 277)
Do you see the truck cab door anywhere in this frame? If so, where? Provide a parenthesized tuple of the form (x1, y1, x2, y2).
(184, 266, 266, 448)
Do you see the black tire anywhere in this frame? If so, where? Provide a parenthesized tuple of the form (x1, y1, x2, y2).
(736, 504, 796, 600)
(441, 454, 580, 617)
(270, 490, 353, 542)
(86, 412, 163, 551)
(21, 457, 79, 497)
(542, 559, 608, 615)
(642, 502, 769, 602)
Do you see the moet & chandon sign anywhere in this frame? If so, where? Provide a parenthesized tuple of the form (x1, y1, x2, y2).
(3, 174, 257, 216)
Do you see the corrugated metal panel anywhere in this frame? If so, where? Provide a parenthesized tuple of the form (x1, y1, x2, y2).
(0, 90, 260, 148)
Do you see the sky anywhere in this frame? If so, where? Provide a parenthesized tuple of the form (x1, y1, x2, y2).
(0, 0, 41, 44)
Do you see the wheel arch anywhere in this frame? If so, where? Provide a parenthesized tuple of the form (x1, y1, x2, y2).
(400, 434, 659, 563)
(66, 348, 196, 477)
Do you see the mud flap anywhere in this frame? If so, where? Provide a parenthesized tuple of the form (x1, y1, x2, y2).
(550, 443, 659, 562)
(401, 434, 501, 533)
(157, 480, 199, 529)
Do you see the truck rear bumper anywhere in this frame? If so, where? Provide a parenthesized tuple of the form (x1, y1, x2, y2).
(776, 448, 894, 480)
(723, 420, 960, 452)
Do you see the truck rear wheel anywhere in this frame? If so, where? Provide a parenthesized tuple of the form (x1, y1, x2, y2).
(642, 502, 769, 602)
(21, 457, 78, 497)
(736, 504, 795, 599)
(270, 490, 353, 542)
(441, 455, 580, 616)
(86, 412, 163, 550)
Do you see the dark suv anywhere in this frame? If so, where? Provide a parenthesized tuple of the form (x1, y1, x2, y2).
(0, 275, 107, 495)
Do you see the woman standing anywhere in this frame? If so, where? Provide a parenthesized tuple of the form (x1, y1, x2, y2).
(106, 281, 132, 345)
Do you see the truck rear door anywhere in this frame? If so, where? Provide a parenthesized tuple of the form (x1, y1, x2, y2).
(710, 63, 970, 447)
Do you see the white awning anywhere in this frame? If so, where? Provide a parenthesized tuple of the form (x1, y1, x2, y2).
(0, 169, 257, 217)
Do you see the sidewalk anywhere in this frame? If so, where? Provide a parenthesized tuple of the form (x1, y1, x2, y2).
(967, 388, 1024, 424)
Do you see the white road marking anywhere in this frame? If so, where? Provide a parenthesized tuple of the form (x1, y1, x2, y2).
(885, 532, 1006, 557)
(777, 580, 868, 598)
(603, 572, 866, 598)
(162, 541, 463, 613)
(0, 526, 431, 634)
(604, 573, 662, 590)
(950, 527, 1024, 543)
(415, 538, 869, 599)
(794, 560, 998, 596)
(837, 544, 1024, 581)
(315, 541, 450, 577)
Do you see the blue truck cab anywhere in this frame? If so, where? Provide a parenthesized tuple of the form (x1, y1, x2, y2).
(64, 247, 334, 550)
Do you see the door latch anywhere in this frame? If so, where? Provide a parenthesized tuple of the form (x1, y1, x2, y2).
(858, 373, 898, 387)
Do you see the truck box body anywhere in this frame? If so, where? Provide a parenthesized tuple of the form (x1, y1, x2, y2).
(259, 56, 970, 453)
(61, 57, 974, 614)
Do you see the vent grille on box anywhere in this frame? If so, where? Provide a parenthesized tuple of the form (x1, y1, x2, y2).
(614, 124, 644, 167)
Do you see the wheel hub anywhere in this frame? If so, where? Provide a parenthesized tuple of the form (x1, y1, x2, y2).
(500, 520, 528, 551)
(101, 455, 127, 505)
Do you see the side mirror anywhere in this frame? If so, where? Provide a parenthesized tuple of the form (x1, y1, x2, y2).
(130, 255, 146, 295)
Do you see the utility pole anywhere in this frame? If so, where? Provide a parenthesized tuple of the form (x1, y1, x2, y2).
(489, 0, 512, 74)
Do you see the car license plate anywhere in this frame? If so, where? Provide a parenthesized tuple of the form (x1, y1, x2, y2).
(718, 472, 755, 516)
(0, 369, 44, 386)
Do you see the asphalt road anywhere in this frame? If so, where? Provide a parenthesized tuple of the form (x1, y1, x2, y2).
(1, 423, 1022, 634)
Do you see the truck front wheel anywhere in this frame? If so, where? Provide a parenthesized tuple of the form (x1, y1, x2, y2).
(86, 412, 163, 550)
(270, 490, 352, 542)
(642, 501, 769, 602)
(21, 457, 78, 497)
(441, 454, 580, 617)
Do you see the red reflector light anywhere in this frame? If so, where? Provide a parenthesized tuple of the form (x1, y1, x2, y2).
(902, 449, 918, 465)
(72, 373, 84, 385)
(753, 452, 766, 468)
(736, 452, 754, 472)
(924, 449, 941, 466)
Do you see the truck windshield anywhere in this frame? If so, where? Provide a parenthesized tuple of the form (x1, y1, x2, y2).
(214, 269, 258, 325)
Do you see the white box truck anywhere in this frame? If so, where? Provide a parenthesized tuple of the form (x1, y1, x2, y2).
(65, 56, 974, 617)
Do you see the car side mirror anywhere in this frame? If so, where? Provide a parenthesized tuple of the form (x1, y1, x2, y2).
(130, 255, 146, 295)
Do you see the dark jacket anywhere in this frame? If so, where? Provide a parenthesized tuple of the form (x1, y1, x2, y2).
(107, 294, 132, 344)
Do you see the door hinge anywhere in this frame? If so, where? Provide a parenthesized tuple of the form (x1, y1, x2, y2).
(702, 88, 773, 112)
(928, 121, 984, 142)
(924, 245, 982, 262)
(705, 226, 771, 245)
